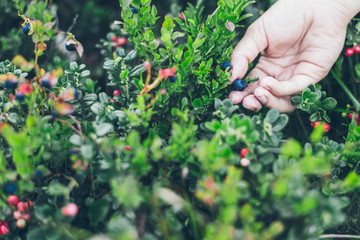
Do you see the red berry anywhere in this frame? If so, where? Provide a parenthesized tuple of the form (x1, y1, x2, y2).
(16, 219, 26, 229)
(116, 37, 127, 46)
(23, 213, 31, 221)
(354, 45, 360, 54)
(323, 123, 330, 132)
(311, 121, 321, 128)
(240, 148, 250, 158)
(17, 202, 27, 212)
(113, 90, 121, 96)
(0, 225, 9, 235)
(125, 145, 131, 151)
(61, 203, 78, 216)
(348, 113, 359, 122)
(13, 211, 22, 220)
(7, 195, 19, 206)
(111, 35, 117, 43)
(28, 201, 33, 209)
(345, 48, 355, 56)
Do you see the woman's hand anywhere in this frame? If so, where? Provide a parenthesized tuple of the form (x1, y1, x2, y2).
(229, 0, 360, 112)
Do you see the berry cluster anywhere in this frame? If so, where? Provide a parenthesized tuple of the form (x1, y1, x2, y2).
(7, 195, 33, 229)
(311, 121, 330, 132)
(349, 112, 360, 125)
(221, 62, 247, 91)
(112, 35, 127, 49)
(345, 45, 360, 56)
(240, 148, 251, 167)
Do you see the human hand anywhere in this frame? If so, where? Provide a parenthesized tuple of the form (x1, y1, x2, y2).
(229, 0, 360, 113)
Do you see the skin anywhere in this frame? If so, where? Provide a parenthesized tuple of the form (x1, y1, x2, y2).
(229, 0, 360, 113)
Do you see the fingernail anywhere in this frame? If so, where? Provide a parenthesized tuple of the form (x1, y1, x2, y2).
(257, 95, 267, 105)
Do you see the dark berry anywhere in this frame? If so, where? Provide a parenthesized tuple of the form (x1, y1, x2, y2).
(232, 79, 246, 91)
(221, 62, 232, 72)
(130, 7, 138, 14)
(42, 79, 51, 88)
(3, 182, 17, 194)
(51, 112, 58, 118)
(15, 93, 25, 101)
(70, 149, 79, 155)
(345, 48, 354, 56)
(74, 89, 79, 99)
(5, 81, 17, 89)
(169, 76, 177, 83)
(354, 45, 360, 54)
(22, 24, 31, 35)
(65, 43, 76, 51)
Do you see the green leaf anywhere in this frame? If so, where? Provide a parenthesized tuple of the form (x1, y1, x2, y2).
(89, 198, 110, 225)
(81, 144, 94, 160)
(265, 109, 280, 124)
(99, 92, 109, 104)
(321, 97, 337, 110)
(69, 134, 82, 146)
(95, 123, 114, 137)
(192, 38, 206, 49)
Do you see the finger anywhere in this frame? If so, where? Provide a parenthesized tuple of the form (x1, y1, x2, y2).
(254, 86, 296, 113)
(259, 75, 315, 97)
(242, 94, 263, 112)
(228, 67, 265, 104)
(230, 20, 268, 83)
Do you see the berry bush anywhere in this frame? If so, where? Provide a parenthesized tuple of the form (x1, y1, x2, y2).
(0, 0, 360, 239)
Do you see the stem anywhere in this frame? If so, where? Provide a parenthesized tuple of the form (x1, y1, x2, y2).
(330, 69, 360, 113)
(320, 234, 360, 239)
(349, 56, 357, 97)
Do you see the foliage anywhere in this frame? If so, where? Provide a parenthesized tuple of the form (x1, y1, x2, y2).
(0, 0, 359, 239)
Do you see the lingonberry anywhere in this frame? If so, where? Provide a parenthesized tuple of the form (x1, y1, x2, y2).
(17, 202, 27, 212)
(240, 158, 250, 167)
(23, 213, 31, 221)
(125, 145, 131, 151)
(13, 211, 22, 220)
(354, 45, 360, 54)
(232, 79, 246, 91)
(22, 24, 31, 35)
(16, 219, 26, 229)
(323, 123, 330, 132)
(240, 148, 250, 158)
(65, 43, 76, 51)
(221, 62, 232, 72)
(348, 113, 359, 122)
(113, 90, 121, 96)
(117, 37, 127, 46)
(310, 121, 321, 127)
(61, 203, 78, 216)
(7, 195, 19, 206)
(345, 48, 354, 56)
(0, 225, 9, 235)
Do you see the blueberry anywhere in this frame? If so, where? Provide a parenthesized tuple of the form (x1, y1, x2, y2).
(232, 79, 246, 91)
(5, 81, 17, 89)
(51, 112, 58, 118)
(169, 76, 177, 83)
(70, 149, 79, 155)
(42, 79, 51, 88)
(130, 7, 138, 14)
(15, 93, 25, 101)
(22, 24, 31, 35)
(3, 182, 17, 194)
(221, 62, 232, 72)
(65, 43, 76, 51)
(33, 170, 43, 181)
(74, 89, 79, 99)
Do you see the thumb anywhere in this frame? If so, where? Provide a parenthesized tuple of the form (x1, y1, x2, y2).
(230, 20, 268, 83)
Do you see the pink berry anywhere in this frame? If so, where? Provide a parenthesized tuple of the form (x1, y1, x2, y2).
(311, 121, 321, 128)
(13, 211, 22, 220)
(354, 45, 360, 54)
(144, 61, 151, 69)
(61, 203, 78, 216)
(240, 148, 250, 158)
(111, 35, 117, 43)
(345, 48, 354, 56)
(116, 37, 127, 46)
(23, 213, 31, 221)
(16, 219, 26, 229)
(125, 145, 131, 151)
(113, 90, 121, 96)
(240, 158, 250, 167)
(7, 195, 19, 206)
(160, 89, 167, 95)
(17, 202, 27, 212)
(0, 225, 9, 235)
